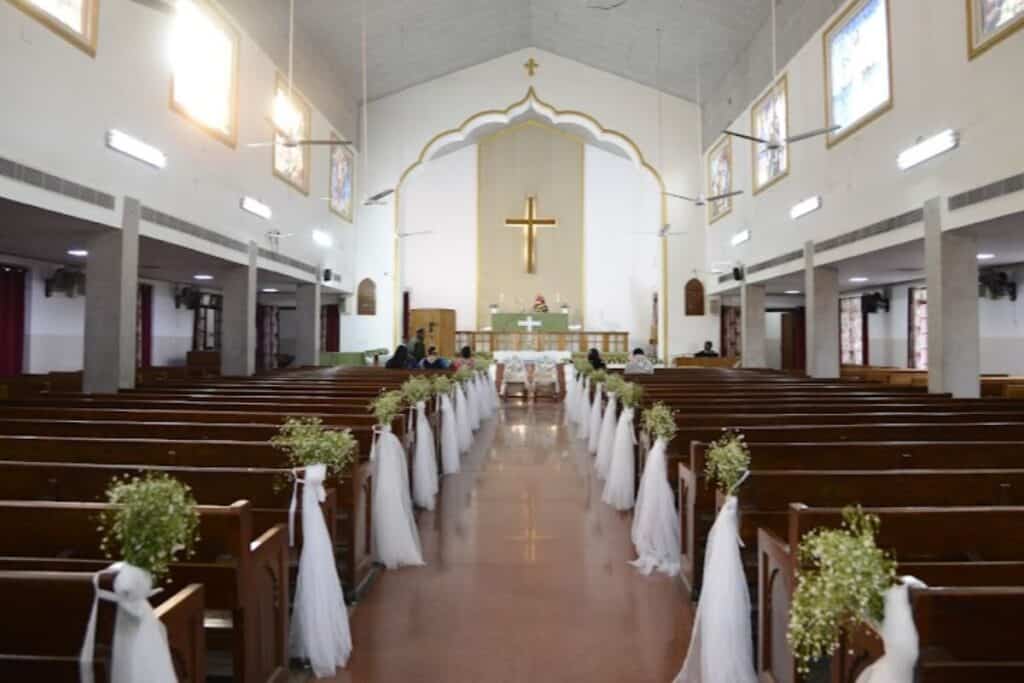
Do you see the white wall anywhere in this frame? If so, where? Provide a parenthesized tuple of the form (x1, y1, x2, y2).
(400, 145, 478, 331)
(0, 0, 349, 286)
(708, 0, 1024, 292)
(346, 48, 706, 356)
(150, 280, 193, 366)
(765, 311, 783, 370)
(584, 145, 660, 348)
(278, 308, 297, 357)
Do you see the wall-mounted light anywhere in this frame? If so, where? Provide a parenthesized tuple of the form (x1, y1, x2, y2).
(897, 129, 959, 171)
(106, 130, 166, 169)
(730, 229, 751, 247)
(194, 274, 214, 281)
(261, 287, 280, 293)
(977, 253, 996, 261)
(241, 196, 272, 220)
(849, 276, 869, 283)
(784, 289, 801, 295)
(67, 249, 89, 257)
(790, 195, 822, 220)
(312, 229, 333, 248)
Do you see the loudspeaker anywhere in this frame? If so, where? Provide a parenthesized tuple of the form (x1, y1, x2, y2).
(322, 268, 332, 283)
(732, 266, 745, 282)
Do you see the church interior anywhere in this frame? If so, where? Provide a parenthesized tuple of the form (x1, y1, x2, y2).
(1, 0, 1024, 681)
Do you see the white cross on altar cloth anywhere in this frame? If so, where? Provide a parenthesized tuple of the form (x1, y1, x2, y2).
(517, 316, 543, 332)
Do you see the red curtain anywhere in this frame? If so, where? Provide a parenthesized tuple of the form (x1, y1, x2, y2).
(0, 266, 26, 376)
(136, 284, 153, 369)
(321, 304, 340, 352)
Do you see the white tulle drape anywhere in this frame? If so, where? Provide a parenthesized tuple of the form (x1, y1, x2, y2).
(454, 383, 473, 453)
(412, 401, 439, 510)
(594, 391, 618, 479)
(601, 406, 636, 510)
(289, 464, 352, 677)
(79, 563, 177, 683)
(630, 437, 680, 576)
(855, 578, 926, 683)
(674, 496, 755, 683)
(587, 384, 604, 453)
(371, 426, 425, 569)
(439, 393, 460, 475)
(466, 377, 481, 431)
(576, 377, 591, 435)
(563, 369, 575, 425)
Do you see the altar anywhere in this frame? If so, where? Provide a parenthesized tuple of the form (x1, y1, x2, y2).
(490, 312, 569, 333)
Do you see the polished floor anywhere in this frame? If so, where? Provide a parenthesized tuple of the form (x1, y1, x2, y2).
(307, 402, 691, 682)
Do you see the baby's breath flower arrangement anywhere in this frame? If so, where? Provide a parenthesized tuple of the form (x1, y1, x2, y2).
(98, 473, 200, 581)
(642, 402, 678, 441)
(574, 361, 592, 377)
(604, 374, 626, 396)
(401, 376, 434, 405)
(371, 390, 406, 426)
(432, 375, 453, 396)
(271, 417, 358, 476)
(618, 381, 644, 408)
(454, 366, 475, 384)
(788, 506, 897, 675)
(590, 369, 608, 385)
(705, 429, 751, 494)
(603, 352, 630, 365)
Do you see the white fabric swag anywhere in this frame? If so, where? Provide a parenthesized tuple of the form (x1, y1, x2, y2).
(587, 384, 604, 453)
(371, 425, 426, 569)
(630, 436, 681, 576)
(439, 393, 461, 475)
(601, 406, 637, 510)
(594, 391, 618, 479)
(454, 384, 473, 453)
(412, 401, 440, 510)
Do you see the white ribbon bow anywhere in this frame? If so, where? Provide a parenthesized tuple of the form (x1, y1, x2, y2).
(288, 465, 328, 547)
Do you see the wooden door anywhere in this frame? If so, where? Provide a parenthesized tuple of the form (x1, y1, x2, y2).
(780, 308, 806, 372)
(409, 309, 456, 358)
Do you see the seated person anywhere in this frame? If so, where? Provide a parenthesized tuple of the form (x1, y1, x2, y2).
(587, 348, 606, 371)
(420, 346, 448, 369)
(624, 347, 655, 375)
(694, 341, 720, 358)
(385, 344, 416, 369)
(451, 346, 476, 370)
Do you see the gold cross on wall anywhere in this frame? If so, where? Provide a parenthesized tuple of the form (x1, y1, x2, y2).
(504, 195, 557, 274)
(524, 57, 539, 77)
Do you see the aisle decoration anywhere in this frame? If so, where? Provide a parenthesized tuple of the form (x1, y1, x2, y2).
(788, 507, 914, 682)
(587, 370, 608, 453)
(601, 381, 642, 510)
(403, 378, 439, 510)
(434, 376, 460, 475)
(83, 473, 200, 683)
(369, 391, 425, 569)
(674, 429, 755, 683)
(452, 368, 474, 451)
(462, 366, 482, 431)
(271, 417, 357, 676)
(595, 375, 625, 478)
(630, 403, 680, 575)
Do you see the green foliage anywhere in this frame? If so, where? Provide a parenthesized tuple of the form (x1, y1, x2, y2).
(788, 507, 898, 674)
(98, 473, 200, 581)
(401, 376, 434, 405)
(604, 374, 626, 396)
(271, 417, 358, 475)
(454, 366, 475, 384)
(618, 381, 644, 408)
(432, 375, 453, 396)
(590, 369, 608, 385)
(705, 429, 751, 494)
(371, 390, 406, 426)
(642, 402, 678, 442)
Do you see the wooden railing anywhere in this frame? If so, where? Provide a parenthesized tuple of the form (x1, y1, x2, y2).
(455, 331, 629, 354)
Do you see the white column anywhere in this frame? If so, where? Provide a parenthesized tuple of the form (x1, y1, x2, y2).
(925, 197, 979, 397)
(221, 242, 257, 377)
(83, 197, 139, 393)
(295, 282, 322, 367)
(740, 283, 767, 368)
(804, 242, 840, 379)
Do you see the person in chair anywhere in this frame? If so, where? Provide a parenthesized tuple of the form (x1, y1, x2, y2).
(386, 345, 416, 369)
(624, 347, 655, 375)
(451, 346, 475, 370)
(420, 346, 448, 369)
(410, 328, 427, 364)
(694, 341, 719, 358)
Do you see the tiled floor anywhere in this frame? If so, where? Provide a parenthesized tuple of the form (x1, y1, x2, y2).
(299, 402, 691, 682)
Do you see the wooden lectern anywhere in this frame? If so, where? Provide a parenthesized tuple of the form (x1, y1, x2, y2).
(409, 308, 457, 357)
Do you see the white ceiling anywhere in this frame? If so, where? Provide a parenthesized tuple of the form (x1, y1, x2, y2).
(223, 0, 775, 110)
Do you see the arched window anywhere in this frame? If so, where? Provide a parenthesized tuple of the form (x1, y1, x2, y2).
(357, 278, 377, 316)
(684, 278, 705, 316)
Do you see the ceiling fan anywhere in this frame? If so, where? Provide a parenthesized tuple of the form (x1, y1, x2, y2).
(395, 230, 434, 239)
(723, 0, 839, 151)
(633, 224, 688, 238)
(585, 0, 628, 9)
(665, 190, 744, 206)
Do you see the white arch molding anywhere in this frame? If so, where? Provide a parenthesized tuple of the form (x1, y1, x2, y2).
(391, 88, 671, 363)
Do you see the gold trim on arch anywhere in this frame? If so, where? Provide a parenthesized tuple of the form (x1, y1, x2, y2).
(391, 87, 671, 364)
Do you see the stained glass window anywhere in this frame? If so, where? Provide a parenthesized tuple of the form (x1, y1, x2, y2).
(13, 0, 97, 54)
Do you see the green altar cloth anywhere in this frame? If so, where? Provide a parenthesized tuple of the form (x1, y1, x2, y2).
(491, 312, 569, 332)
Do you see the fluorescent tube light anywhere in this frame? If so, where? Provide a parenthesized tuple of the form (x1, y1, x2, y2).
(67, 249, 89, 257)
(194, 274, 214, 281)
(784, 290, 801, 295)
(240, 197, 272, 220)
(849, 276, 869, 283)
(897, 129, 959, 171)
(790, 195, 822, 220)
(730, 229, 751, 247)
(106, 129, 166, 169)
(312, 229, 333, 248)
(977, 253, 996, 261)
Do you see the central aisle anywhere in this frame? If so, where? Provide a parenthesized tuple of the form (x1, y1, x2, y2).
(329, 402, 691, 682)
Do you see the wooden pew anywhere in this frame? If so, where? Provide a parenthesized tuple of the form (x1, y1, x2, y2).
(0, 500, 288, 683)
(758, 505, 1024, 683)
(0, 570, 206, 682)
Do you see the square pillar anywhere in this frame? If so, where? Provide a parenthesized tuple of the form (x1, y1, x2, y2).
(925, 197, 979, 397)
(805, 242, 840, 379)
(741, 283, 767, 368)
(84, 197, 139, 393)
(295, 282, 322, 367)
(221, 242, 257, 377)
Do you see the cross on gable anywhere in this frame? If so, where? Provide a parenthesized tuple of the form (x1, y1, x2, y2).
(524, 57, 539, 77)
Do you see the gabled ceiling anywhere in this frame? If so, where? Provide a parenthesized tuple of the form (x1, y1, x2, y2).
(222, 0, 781, 133)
